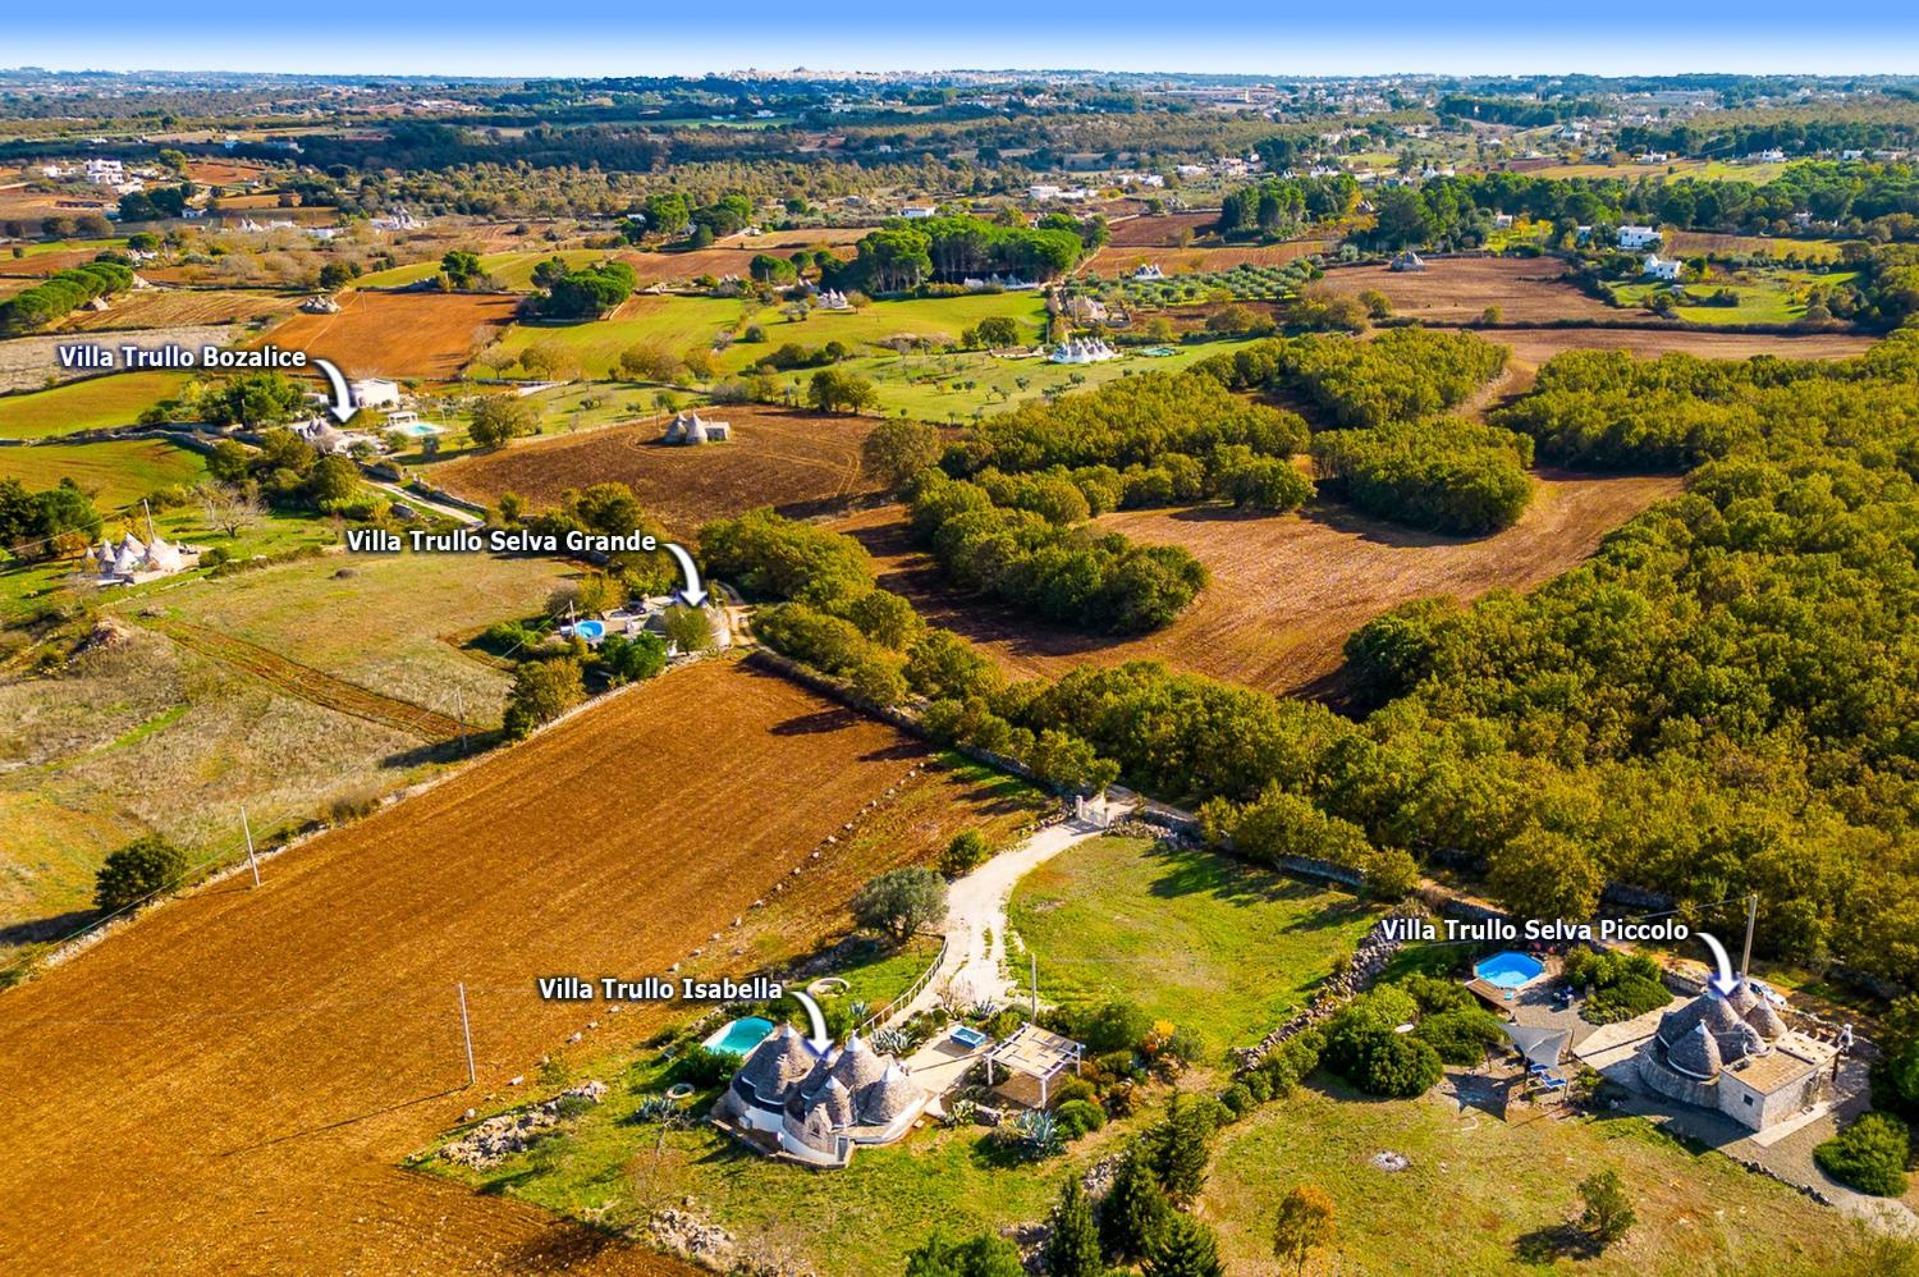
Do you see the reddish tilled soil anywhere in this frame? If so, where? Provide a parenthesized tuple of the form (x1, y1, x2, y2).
(0, 659, 1010, 1274)
(433, 405, 886, 536)
(262, 290, 520, 380)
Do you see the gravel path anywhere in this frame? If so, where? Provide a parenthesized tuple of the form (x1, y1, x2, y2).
(882, 815, 1112, 1027)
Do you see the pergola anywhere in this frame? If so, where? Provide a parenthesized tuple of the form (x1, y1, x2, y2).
(984, 1024, 1084, 1108)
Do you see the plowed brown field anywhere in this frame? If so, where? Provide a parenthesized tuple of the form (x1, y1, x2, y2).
(835, 471, 1683, 698)
(55, 288, 304, 332)
(262, 290, 520, 380)
(432, 405, 885, 535)
(0, 659, 1008, 1275)
(1316, 257, 1620, 323)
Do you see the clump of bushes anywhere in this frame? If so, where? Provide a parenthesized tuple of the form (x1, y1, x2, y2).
(1322, 986, 1446, 1098)
(1563, 948, 1673, 1025)
(1815, 1112, 1911, 1197)
(94, 834, 190, 913)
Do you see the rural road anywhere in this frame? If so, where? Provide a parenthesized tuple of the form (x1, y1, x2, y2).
(884, 805, 1129, 1026)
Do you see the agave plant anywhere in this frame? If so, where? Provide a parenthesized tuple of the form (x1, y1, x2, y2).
(1015, 1109, 1063, 1158)
(873, 1028, 913, 1057)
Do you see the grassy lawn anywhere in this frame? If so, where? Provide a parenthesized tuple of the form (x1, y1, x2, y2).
(0, 373, 190, 439)
(0, 438, 207, 509)
(1, 236, 128, 261)
(1008, 835, 1381, 1055)
(431, 1054, 1125, 1275)
(1205, 1082, 1859, 1275)
(0, 506, 336, 617)
(491, 296, 757, 378)
(1610, 269, 1857, 326)
(115, 544, 578, 723)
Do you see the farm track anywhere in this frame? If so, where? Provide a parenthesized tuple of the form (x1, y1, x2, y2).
(0, 659, 971, 1274)
(146, 618, 470, 743)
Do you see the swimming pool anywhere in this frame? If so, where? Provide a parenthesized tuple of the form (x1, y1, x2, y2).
(570, 619, 605, 642)
(389, 421, 445, 438)
(1474, 951, 1546, 990)
(703, 1015, 776, 1057)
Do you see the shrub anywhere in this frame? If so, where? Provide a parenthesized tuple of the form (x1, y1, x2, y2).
(940, 830, 991, 876)
(1816, 1113, 1911, 1197)
(669, 1046, 734, 1088)
(94, 834, 188, 912)
(1219, 1082, 1257, 1119)
(1415, 1008, 1508, 1065)
(502, 657, 585, 738)
(1054, 1098, 1106, 1140)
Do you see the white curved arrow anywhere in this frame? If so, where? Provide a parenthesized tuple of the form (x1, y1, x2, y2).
(313, 357, 356, 422)
(1697, 931, 1739, 996)
(662, 541, 707, 607)
(789, 989, 832, 1052)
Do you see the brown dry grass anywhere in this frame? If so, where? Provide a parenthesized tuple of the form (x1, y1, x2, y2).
(1488, 324, 1876, 379)
(836, 471, 1683, 698)
(1316, 257, 1621, 324)
(262, 289, 520, 380)
(53, 288, 303, 332)
(0, 659, 1022, 1274)
(433, 405, 884, 536)
(1105, 212, 1219, 247)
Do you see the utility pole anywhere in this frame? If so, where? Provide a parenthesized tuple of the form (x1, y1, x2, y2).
(241, 805, 260, 888)
(1030, 952, 1039, 1020)
(457, 982, 476, 1087)
(1739, 893, 1758, 985)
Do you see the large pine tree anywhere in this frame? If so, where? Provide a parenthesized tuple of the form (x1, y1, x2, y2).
(1096, 1147, 1172, 1263)
(1142, 1214, 1224, 1277)
(1042, 1178, 1103, 1277)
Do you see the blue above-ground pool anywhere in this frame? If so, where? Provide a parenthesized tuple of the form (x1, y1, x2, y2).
(703, 1015, 776, 1057)
(1474, 950, 1546, 990)
(570, 619, 606, 642)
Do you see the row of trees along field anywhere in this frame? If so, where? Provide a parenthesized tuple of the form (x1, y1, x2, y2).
(730, 333, 1919, 985)
(826, 214, 1088, 293)
(1217, 162, 1919, 251)
(0, 259, 133, 332)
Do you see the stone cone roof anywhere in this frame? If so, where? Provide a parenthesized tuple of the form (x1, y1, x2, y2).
(858, 1060, 921, 1126)
(792, 1101, 839, 1155)
(739, 1025, 817, 1097)
(1704, 996, 1745, 1036)
(1726, 982, 1760, 1016)
(1746, 998, 1787, 1042)
(828, 1033, 887, 1095)
(1657, 995, 1711, 1048)
(1670, 1021, 1723, 1080)
(812, 1076, 855, 1128)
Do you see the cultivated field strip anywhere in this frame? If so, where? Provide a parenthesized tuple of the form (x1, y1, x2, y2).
(0, 660, 941, 1274)
(147, 618, 470, 743)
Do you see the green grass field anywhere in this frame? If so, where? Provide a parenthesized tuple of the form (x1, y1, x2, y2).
(1008, 835, 1381, 1055)
(1205, 1083, 1860, 1275)
(1610, 269, 1858, 326)
(483, 291, 1053, 383)
(354, 249, 623, 292)
(0, 437, 207, 509)
(0, 373, 190, 440)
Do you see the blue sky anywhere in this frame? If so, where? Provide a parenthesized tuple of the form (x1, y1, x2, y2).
(8, 3, 1919, 77)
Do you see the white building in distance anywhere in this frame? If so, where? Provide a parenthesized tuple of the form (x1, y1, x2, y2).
(1642, 253, 1684, 282)
(1618, 225, 1662, 250)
